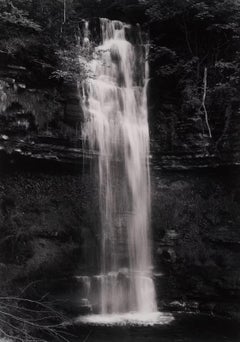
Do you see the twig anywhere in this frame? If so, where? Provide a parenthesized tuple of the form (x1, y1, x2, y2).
(215, 104, 232, 147)
(0, 317, 44, 342)
(0, 296, 70, 342)
(0, 302, 57, 315)
(63, 0, 66, 24)
(183, 16, 193, 55)
(20, 280, 41, 295)
(0, 297, 64, 319)
(83, 329, 93, 342)
(200, 67, 212, 138)
(0, 326, 27, 342)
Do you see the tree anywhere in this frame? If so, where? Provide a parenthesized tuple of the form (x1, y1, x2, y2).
(143, 0, 240, 144)
(0, 0, 41, 31)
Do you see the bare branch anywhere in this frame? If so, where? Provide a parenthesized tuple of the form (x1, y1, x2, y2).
(183, 16, 193, 56)
(0, 296, 73, 342)
(200, 67, 212, 138)
(63, 0, 66, 24)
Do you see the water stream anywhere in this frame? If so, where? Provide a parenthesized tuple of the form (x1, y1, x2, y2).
(81, 18, 157, 316)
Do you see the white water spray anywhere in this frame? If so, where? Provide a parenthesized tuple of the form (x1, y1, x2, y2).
(81, 18, 157, 315)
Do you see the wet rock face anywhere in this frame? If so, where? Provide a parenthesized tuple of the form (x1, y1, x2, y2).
(151, 166, 240, 317)
(0, 162, 239, 319)
(0, 62, 62, 134)
(0, 56, 86, 166)
(0, 169, 100, 283)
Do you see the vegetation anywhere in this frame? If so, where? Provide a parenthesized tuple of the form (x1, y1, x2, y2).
(1, 0, 239, 92)
(141, 0, 240, 148)
(0, 295, 69, 342)
(1, 0, 239, 142)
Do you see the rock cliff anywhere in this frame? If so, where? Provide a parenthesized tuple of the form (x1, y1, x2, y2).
(0, 19, 240, 319)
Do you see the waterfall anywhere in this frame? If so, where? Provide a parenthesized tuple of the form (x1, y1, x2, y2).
(81, 18, 157, 315)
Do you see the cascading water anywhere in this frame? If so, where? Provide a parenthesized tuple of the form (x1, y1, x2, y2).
(81, 18, 157, 315)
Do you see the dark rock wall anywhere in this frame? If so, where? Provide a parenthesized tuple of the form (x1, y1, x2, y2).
(0, 165, 100, 284)
(151, 166, 240, 317)
(0, 162, 239, 318)
(0, 56, 86, 166)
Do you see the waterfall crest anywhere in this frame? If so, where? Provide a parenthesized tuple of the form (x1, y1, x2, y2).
(81, 18, 157, 315)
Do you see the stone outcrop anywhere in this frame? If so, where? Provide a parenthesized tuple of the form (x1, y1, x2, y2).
(151, 167, 240, 319)
(0, 54, 88, 168)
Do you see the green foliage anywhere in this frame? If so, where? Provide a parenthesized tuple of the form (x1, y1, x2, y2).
(73, 0, 144, 22)
(145, 0, 240, 142)
(0, 36, 37, 55)
(0, 0, 239, 135)
(144, 0, 240, 25)
(143, 0, 188, 22)
(145, 0, 240, 62)
(0, 0, 41, 31)
(52, 43, 95, 82)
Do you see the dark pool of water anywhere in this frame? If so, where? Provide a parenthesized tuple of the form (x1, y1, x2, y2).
(68, 313, 240, 342)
